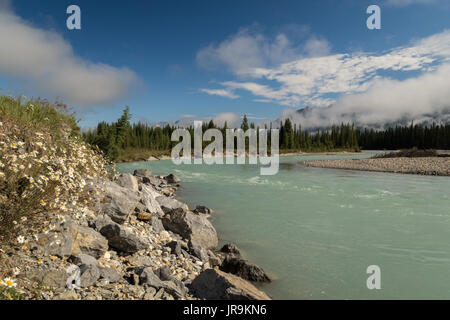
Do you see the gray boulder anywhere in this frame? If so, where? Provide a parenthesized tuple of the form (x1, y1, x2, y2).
(143, 176, 165, 187)
(190, 269, 271, 300)
(116, 173, 139, 191)
(27, 268, 68, 289)
(140, 185, 165, 217)
(162, 208, 218, 250)
(134, 169, 152, 178)
(71, 224, 108, 259)
(220, 256, 271, 283)
(99, 267, 122, 283)
(138, 267, 186, 299)
(79, 264, 101, 288)
(37, 227, 73, 258)
(100, 222, 148, 254)
(37, 217, 107, 259)
(188, 240, 209, 263)
(69, 253, 98, 267)
(155, 266, 172, 281)
(164, 174, 181, 184)
(151, 216, 165, 233)
(220, 243, 241, 256)
(101, 181, 140, 224)
(193, 205, 215, 215)
(156, 196, 189, 214)
(91, 214, 113, 232)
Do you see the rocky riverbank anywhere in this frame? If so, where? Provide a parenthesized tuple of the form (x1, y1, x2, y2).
(1, 169, 271, 300)
(300, 157, 450, 176)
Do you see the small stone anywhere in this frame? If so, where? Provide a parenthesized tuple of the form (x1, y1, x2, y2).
(137, 212, 152, 221)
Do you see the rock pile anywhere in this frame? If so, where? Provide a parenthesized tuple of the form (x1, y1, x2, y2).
(7, 170, 271, 300)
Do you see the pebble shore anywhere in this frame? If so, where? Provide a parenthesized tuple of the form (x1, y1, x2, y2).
(300, 157, 450, 176)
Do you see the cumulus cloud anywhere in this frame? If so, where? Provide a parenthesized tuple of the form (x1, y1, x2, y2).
(201, 29, 450, 128)
(0, 5, 138, 106)
(196, 25, 331, 76)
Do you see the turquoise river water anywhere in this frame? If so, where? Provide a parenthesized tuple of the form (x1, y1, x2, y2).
(117, 153, 450, 300)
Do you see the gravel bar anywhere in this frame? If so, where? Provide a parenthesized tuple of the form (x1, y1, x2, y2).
(300, 157, 450, 176)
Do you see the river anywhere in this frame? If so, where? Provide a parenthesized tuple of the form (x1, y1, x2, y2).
(117, 153, 450, 299)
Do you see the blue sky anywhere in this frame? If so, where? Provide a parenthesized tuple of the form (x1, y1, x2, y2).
(0, 0, 449, 128)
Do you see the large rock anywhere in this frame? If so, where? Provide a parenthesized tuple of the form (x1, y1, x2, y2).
(26, 268, 68, 289)
(91, 214, 113, 231)
(37, 217, 107, 259)
(151, 216, 165, 233)
(69, 253, 98, 267)
(190, 269, 271, 300)
(138, 267, 186, 299)
(100, 222, 148, 254)
(134, 169, 152, 178)
(71, 224, 108, 259)
(164, 174, 181, 184)
(220, 256, 271, 283)
(37, 228, 73, 258)
(156, 196, 189, 214)
(79, 264, 101, 288)
(193, 205, 215, 215)
(140, 185, 165, 217)
(220, 243, 241, 256)
(162, 208, 218, 250)
(101, 181, 140, 224)
(116, 174, 139, 191)
(188, 240, 209, 263)
(99, 267, 122, 283)
(142, 176, 166, 187)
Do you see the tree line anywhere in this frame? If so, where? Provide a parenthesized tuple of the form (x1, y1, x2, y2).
(82, 108, 450, 160)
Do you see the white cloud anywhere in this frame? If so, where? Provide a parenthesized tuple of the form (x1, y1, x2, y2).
(201, 29, 450, 127)
(278, 63, 450, 128)
(196, 25, 331, 76)
(0, 6, 138, 106)
(303, 36, 332, 57)
(199, 88, 239, 99)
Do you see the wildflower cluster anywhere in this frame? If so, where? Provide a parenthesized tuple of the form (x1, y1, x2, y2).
(0, 96, 109, 241)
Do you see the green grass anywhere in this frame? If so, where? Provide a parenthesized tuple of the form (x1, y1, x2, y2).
(115, 148, 171, 162)
(0, 96, 79, 137)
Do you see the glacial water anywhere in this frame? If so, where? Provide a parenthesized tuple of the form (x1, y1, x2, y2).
(117, 153, 450, 300)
